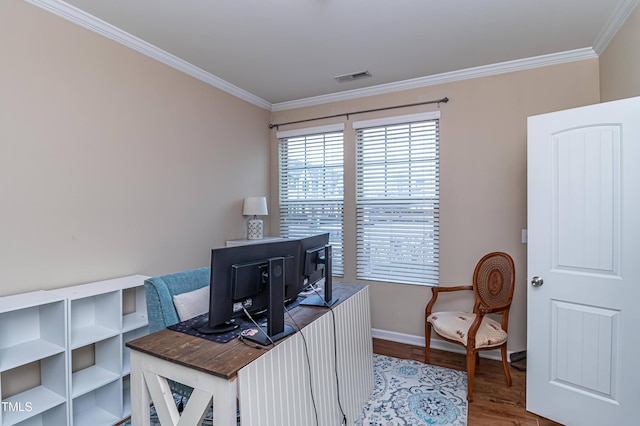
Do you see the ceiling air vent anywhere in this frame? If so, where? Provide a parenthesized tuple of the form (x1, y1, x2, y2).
(334, 70, 372, 83)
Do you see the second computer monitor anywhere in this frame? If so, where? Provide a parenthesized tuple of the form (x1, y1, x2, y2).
(299, 233, 338, 307)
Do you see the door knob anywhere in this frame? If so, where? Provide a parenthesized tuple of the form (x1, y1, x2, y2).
(531, 276, 544, 287)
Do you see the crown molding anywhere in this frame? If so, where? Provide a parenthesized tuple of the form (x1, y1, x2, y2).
(593, 0, 640, 55)
(26, 0, 635, 113)
(271, 48, 598, 112)
(25, 0, 272, 111)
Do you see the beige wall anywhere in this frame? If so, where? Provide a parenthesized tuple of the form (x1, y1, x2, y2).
(1, 0, 623, 355)
(270, 59, 600, 352)
(0, 0, 271, 295)
(600, 4, 640, 102)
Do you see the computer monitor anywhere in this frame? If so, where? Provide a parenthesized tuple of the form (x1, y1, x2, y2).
(299, 233, 338, 307)
(196, 239, 301, 345)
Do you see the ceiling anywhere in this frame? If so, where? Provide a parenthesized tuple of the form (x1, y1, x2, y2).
(40, 0, 636, 108)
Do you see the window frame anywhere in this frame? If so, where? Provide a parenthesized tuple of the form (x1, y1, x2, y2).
(353, 112, 440, 286)
(277, 124, 345, 276)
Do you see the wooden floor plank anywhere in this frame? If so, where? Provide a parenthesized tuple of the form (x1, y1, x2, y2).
(372, 338, 563, 426)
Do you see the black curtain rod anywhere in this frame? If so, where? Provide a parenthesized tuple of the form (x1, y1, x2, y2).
(269, 96, 449, 130)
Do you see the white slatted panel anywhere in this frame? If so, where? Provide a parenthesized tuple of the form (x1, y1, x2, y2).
(333, 287, 374, 420)
(238, 286, 373, 426)
(238, 334, 314, 425)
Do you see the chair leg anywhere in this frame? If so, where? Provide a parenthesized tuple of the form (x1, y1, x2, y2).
(466, 350, 476, 402)
(501, 345, 512, 386)
(424, 322, 432, 364)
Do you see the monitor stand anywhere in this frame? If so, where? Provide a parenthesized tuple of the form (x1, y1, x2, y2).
(194, 317, 240, 334)
(243, 257, 295, 346)
(300, 245, 338, 307)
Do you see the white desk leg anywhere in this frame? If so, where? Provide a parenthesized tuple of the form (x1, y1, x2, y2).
(130, 350, 151, 426)
(212, 377, 238, 425)
(129, 349, 238, 426)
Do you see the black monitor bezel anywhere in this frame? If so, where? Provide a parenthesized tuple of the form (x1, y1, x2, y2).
(207, 239, 300, 330)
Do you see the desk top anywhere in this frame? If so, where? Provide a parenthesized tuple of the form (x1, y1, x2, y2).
(126, 282, 366, 380)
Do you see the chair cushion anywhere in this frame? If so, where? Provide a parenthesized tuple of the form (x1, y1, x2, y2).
(427, 311, 507, 348)
(173, 286, 210, 321)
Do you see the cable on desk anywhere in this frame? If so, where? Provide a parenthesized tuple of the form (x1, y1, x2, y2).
(241, 305, 276, 347)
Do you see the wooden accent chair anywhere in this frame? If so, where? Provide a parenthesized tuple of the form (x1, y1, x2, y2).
(425, 252, 515, 402)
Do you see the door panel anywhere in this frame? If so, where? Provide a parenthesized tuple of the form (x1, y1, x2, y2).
(553, 126, 619, 274)
(527, 96, 640, 425)
(550, 300, 618, 400)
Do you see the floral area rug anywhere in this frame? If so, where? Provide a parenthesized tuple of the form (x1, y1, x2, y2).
(356, 354, 468, 426)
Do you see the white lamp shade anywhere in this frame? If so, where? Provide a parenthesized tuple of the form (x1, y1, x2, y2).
(243, 196, 268, 216)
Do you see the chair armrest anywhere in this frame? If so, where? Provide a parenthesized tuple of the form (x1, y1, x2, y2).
(478, 300, 512, 315)
(478, 301, 513, 333)
(468, 303, 512, 341)
(425, 285, 473, 316)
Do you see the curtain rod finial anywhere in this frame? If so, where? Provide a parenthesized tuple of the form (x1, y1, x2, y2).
(437, 97, 449, 108)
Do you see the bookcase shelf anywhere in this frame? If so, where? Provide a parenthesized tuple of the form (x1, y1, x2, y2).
(71, 363, 120, 399)
(0, 340, 65, 373)
(0, 275, 149, 426)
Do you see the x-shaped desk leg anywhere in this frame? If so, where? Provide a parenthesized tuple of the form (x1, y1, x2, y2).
(130, 350, 237, 425)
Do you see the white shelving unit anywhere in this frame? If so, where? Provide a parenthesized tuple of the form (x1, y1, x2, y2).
(0, 275, 150, 426)
(0, 291, 68, 426)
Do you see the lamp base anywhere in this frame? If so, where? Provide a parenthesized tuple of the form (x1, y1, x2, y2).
(247, 218, 264, 240)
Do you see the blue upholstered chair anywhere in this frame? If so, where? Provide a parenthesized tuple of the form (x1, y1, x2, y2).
(144, 267, 211, 400)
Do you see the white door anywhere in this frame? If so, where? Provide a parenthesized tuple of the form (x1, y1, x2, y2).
(527, 96, 640, 425)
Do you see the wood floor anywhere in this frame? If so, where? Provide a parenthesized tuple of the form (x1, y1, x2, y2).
(372, 338, 563, 426)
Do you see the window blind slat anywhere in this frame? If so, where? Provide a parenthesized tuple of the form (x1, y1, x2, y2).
(356, 118, 439, 286)
(279, 130, 344, 276)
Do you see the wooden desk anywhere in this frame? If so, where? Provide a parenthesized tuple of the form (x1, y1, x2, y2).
(127, 282, 373, 425)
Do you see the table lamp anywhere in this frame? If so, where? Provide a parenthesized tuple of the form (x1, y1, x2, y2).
(243, 196, 268, 239)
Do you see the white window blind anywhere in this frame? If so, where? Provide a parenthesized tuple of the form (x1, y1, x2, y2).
(278, 127, 344, 276)
(354, 114, 439, 285)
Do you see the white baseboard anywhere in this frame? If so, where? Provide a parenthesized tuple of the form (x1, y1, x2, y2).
(371, 328, 512, 362)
